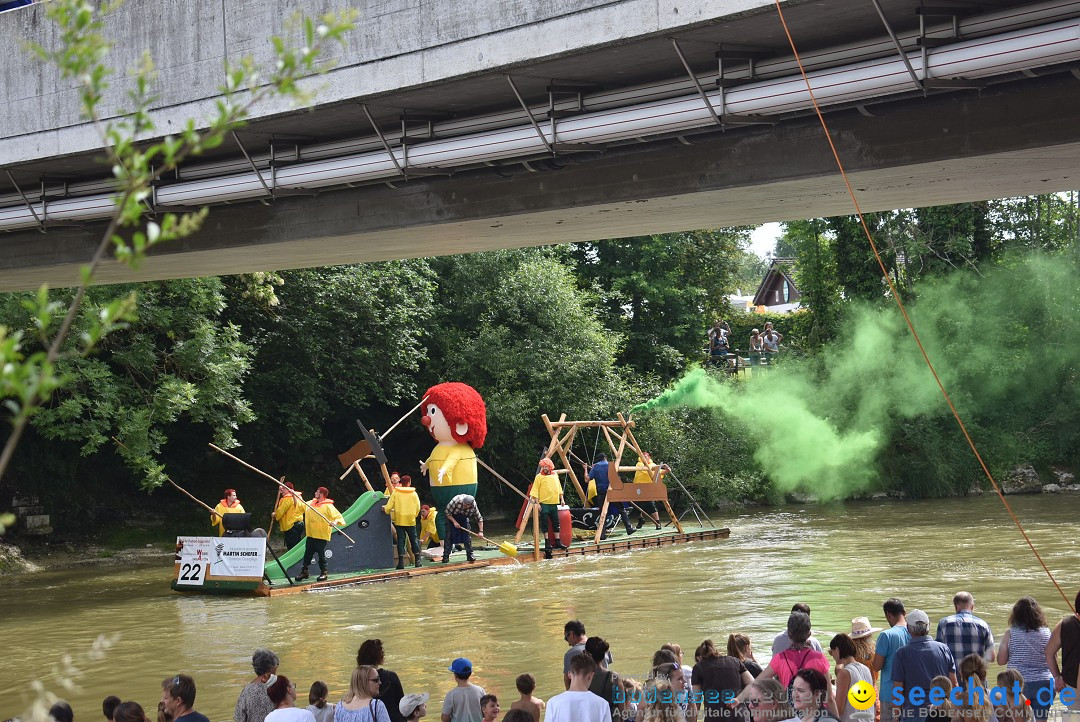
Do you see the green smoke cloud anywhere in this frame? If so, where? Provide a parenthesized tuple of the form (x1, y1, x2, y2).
(632, 254, 1080, 499)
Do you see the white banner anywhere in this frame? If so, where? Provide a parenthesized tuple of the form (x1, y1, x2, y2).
(174, 536, 266, 585)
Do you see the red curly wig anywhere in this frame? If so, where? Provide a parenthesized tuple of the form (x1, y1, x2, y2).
(422, 382, 487, 449)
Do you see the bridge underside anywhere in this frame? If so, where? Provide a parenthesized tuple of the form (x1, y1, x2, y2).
(2, 73, 1079, 291)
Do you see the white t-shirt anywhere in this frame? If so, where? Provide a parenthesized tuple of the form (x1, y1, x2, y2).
(266, 709, 317, 722)
(546, 690, 611, 722)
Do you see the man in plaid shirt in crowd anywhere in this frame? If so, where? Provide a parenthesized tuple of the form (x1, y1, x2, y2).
(935, 591, 995, 675)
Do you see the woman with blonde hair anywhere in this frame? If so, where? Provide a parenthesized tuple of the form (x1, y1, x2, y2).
(743, 678, 794, 722)
(638, 679, 686, 722)
(335, 666, 391, 722)
(995, 670, 1034, 722)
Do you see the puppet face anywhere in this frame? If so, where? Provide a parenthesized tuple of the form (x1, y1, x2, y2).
(422, 402, 469, 444)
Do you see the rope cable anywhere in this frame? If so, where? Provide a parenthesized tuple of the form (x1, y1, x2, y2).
(771, 0, 1074, 613)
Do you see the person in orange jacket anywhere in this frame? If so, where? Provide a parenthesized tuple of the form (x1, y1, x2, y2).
(384, 474, 422, 569)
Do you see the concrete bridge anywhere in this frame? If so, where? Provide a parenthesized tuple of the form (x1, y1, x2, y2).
(2, 0, 1080, 290)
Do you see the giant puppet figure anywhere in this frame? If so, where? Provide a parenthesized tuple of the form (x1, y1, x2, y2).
(418, 382, 487, 541)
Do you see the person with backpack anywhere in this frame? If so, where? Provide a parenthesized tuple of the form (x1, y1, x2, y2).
(738, 613, 832, 706)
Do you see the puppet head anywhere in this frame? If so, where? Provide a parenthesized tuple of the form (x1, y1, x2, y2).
(420, 382, 487, 449)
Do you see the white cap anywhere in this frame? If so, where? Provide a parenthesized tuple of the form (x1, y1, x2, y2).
(400, 693, 430, 718)
(907, 609, 930, 631)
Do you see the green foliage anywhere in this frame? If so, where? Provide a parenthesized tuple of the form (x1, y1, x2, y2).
(0, 279, 254, 490)
(223, 262, 437, 457)
(427, 249, 631, 487)
(566, 228, 751, 378)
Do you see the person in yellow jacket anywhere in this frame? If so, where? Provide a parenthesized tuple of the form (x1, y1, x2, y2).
(632, 452, 669, 530)
(211, 488, 245, 536)
(273, 480, 305, 550)
(383, 474, 422, 570)
(529, 458, 567, 551)
(298, 486, 345, 582)
(419, 505, 440, 548)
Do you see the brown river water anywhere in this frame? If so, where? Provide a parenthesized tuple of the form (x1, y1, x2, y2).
(2, 494, 1078, 720)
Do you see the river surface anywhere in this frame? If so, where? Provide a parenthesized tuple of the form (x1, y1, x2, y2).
(3, 494, 1078, 720)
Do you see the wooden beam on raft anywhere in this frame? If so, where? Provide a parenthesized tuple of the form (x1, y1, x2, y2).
(531, 502, 541, 562)
(548, 420, 636, 428)
(542, 414, 587, 502)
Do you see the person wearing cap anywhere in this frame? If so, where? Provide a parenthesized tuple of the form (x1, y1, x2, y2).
(298, 487, 346, 582)
(873, 597, 912, 719)
(530, 458, 567, 552)
(442, 494, 483, 564)
(212, 489, 245, 536)
(935, 591, 995, 676)
(441, 658, 485, 722)
(891, 610, 957, 720)
(234, 649, 279, 722)
(400, 693, 428, 722)
(274, 481, 306, 550)
(772, 603, 825, 655)
(419, 505, 440, 549)
(384, 474, 422, 569)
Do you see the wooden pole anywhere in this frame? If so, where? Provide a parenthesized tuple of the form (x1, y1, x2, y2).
(514, 498, 533, 544)
(477, 458, 529, 501)
(380, 396, 429, 440)
(208, 443, 356, 543)
(168, 479, 217, 516)
(593, 497, 610, 545)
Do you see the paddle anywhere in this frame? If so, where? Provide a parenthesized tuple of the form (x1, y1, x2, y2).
(460, 527, 519, 560)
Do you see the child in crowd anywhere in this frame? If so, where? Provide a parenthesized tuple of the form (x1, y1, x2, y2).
(479, 695, 499, 722)
(995, 670, 1034, 722)
(621, 678, 643, 722)
(307, 681, 334, 722)
(547, 654, 611, 722)
(510, 674, 545, 722)
(442, 658, 485, 722)
(400, 693, 429, 722)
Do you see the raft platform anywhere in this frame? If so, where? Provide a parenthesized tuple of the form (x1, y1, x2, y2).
(255, 523, 729, 597)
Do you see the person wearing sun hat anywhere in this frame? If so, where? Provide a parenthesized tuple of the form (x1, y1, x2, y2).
(400, 693, 429, 722)
(442, 658, 485, 722)
(850, 616, 884, 684)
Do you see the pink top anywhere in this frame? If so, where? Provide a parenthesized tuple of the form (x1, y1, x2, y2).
(771, 647, 832, 687)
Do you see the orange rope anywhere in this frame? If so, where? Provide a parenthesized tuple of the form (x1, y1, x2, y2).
(771, 0, 1074, 613)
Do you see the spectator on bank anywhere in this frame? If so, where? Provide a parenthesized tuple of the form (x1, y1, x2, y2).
(998, 596, 1054, 720)
(547, 653, 611, 722)
(357, 639, 406, 722)
(749, 330, 764, 366)
(873, 597, 912, 716)
(831, 633, 873, 722)
(638, 679, 686, 722)
(306, 682, 334, 722)
(399, 694, 428, 722)
(103, 697, 122, 722)
(441, 658, 485, 722)
(995, 670, 1034, 722)
(235, 649, 278, 722)
(950, 655, 995, 722)
(113, 703, 150, 722)
(1045, 590, 1080, 719)
(790, 669, 836, 722)
(510, 674, 544, 722)
(50, 702, 74, 722)
(694, 638, 753, 721)
(764, 322, 783, 343)
(728, 634, 763, 678)
(848, 617, 882, 686)
(161, 674, 210, 722)
(478, 695, 498, 722)
(266, 676, 316, 722)
(337, 666, 391, 722)
(586, 637, 626, 720)
(936, 591, 995, 675)
(743, 678, 794, 722)
(893, 610, 957, 719)
(773, 604, 824, 654)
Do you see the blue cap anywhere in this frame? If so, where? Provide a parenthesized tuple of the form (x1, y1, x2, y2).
(449, 658, 473, 675)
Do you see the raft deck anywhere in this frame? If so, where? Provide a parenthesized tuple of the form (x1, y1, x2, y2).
(254, 523, 730, 597)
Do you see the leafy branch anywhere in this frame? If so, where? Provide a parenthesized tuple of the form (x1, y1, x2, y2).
(0, 0, 355, 491)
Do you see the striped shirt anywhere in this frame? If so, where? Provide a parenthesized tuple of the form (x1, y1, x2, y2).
(1007, 626, 1053, 682)
(935, 610, 995, 674)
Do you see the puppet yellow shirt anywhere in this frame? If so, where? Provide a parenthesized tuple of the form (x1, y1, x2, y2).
(426, 442, 477, 487)
(531, 473, 562, 504)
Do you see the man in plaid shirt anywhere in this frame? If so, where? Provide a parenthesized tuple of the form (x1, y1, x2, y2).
(443, 494, 484, 563)
(935, 591, 995, 674)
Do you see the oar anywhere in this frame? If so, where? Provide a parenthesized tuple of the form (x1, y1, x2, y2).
(266, 476, 284, 539)
(379, 395, 429, 440)
(208, 443, 356, 543)
(460, 527, 520, 561)
(111, 438, 293, 582)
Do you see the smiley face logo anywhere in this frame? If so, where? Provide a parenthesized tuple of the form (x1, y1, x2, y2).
(847, 681, 876, 711)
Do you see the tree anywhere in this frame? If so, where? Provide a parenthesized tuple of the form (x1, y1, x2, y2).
(0, 0, 354, 494)
(779, 219, 842, 349)
(566, 228, 752, 378)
